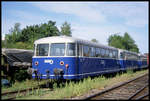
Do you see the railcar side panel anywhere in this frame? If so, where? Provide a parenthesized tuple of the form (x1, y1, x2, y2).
(77, 57, 120, 79)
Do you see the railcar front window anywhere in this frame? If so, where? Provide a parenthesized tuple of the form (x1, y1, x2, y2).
(67, 43, 75, 56)
(50, 43, 65, 56)
(36, 44, 49, 56)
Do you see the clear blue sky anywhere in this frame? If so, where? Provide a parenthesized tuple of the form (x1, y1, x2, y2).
(2, 1, 148, 54)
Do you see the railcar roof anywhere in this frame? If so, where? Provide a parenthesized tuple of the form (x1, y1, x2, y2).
(118, 48, 138, 55)
(34, 36, 118, 50)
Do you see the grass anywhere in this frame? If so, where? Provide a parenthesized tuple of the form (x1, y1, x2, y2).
(2, 79, 51, 94)
(15, 69, 148, 99)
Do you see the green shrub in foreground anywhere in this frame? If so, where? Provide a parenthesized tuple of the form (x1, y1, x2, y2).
(127, 69, 134, 75)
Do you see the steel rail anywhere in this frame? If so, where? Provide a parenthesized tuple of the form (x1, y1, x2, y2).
(2, 88, 52, 100)
(2, 87, 41, 100)
(128, 83, 149, 100)
(2, 80, 52, 100)
(136, 93, 149, 100)
(2, 87, 39, 96)
(83, 73, 148, 100)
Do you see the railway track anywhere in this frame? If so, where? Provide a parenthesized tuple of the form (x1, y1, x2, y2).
(2, 88, 52, 100)
(1, 81, 53, 100)
(84, 73, 149, 100)
(128, 83, 149, 100)
(2, 87, 39, 100)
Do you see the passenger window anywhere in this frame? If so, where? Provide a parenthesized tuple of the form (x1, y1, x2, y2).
(109, 50, 113, 58)
(105, 49, 109, 58)
(90, 47, 95, 57)
(128, 53, 131, 60)
(115, 51, 118, 59)
(101, 48, 105, 57)
(99, 48, 102, 57)
(93, 47, 96, 57)
(96, 48, 100, 57)
(83, 45, 89, 57)
(112, 51, 117, 58)
(67, 43, 75, 56)
(120, 52, 124, 59)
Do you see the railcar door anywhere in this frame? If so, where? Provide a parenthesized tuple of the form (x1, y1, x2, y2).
(119, 52, 126, 70)
(77, 43, 83, 79)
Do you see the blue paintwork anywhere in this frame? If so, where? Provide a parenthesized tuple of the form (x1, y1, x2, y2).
(32, 57, 120, 79)
(77, 57, 120, 78)
(119, 59, 147, 70)
(137, 60, 147, 69)
(32, 57, 147, 80)
(141, 61, 147, 68)
(138, 61, 142, 68)
(119, 60, 125, 70)
(32, 57, 78, 79)
(119, 59, 139, 70)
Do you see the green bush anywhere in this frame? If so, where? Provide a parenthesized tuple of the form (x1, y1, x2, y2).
(127, 69, 134, 75)
(14, 70, 31, 82)
(3, 42, 33, 50)
(15, 42, 33, 49)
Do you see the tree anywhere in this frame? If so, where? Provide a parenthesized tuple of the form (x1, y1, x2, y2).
(60, 21, 72, 36)
(4, 20, 60, 49)
(20, 20, 60, 43)
(108, 34, 125, 49)
(42, 21, 60, 37)
(122, 32, 134, 50)
(5, 23, 21, 43)
(91, 38, 99, 43)
(108, 32, 139, 53)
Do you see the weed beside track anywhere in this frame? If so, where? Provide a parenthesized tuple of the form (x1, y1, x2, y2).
(14, 69, 148, 100)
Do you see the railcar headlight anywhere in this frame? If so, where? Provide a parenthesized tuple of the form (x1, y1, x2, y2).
(35, 61, 38, 66)
(60, 61, 64, 65)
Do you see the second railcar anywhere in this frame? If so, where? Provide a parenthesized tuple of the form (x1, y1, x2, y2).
(118, 49, 139, 70)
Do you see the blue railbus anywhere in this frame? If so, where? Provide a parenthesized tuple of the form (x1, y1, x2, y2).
(31, 36, 147, 79)
(138, 54, 148, 69)
(118, 49, 140, 70)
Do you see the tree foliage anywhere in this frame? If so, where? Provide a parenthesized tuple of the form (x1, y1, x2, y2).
(3, 20, 61, 49)
(20, 21, 60, 43)
(108, 32, 139, 53)
(5, 23, 21, 43)
(60, 21, 72, 36)
(91, 38, 99, 43)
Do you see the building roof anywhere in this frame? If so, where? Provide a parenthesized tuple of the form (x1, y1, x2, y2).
(2, 48, 33, 66)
